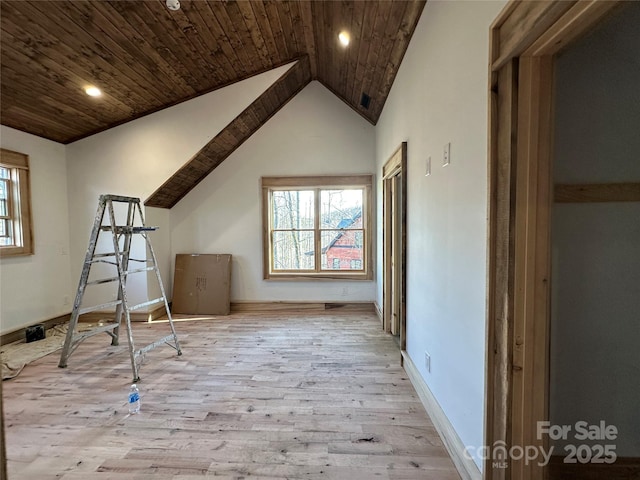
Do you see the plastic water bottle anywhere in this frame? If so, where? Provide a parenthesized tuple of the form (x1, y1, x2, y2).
(128, 384, 140, 414)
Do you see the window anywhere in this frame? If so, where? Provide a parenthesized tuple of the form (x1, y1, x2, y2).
(262, 175, 373, 280)
(0, 149, 33, 257)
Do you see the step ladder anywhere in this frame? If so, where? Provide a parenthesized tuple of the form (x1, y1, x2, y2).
(59, 194, 181, 382)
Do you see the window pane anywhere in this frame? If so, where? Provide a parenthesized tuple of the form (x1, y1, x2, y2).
(0, 176, 12, 245)
(0, 178, 8, 216)
(271, 190, 314, 229)
(321, 189, 363, 229)
(272, 230, 315, 270)
(0, 219, 11, 245)
(321, 230, 364, 271)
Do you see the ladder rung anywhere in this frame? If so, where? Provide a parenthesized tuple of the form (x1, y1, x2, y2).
(132, 226, 157, 232)
(100, 226, 158, 233)
(129, 297, 163, 311)
(86, 267, 154, 286)
(86, 276, 119, 286)
(93, 252, 122, 258)
(71, 323, 119, 343)
(79, 300, 122, 315)
(89, 259, 119, 266)
(126, 266, 155, 275)
(135, 334, 177, 357)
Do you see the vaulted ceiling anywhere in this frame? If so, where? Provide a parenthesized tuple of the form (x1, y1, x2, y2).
(146, 56, 312, 208)
(0, 0, 425, 145)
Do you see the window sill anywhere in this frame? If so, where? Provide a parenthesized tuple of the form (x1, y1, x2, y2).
(0, 245, 34, 257)
(265, 272, 373, 281)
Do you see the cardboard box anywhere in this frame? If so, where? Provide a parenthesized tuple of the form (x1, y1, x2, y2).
(172, 254, 231, 315)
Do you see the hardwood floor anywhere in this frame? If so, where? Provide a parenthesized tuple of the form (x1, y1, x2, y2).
(3, 312, 461, 479)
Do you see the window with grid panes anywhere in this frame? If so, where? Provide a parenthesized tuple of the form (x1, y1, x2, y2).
(261, 175, 373, 280)
(0, 149, 33, 257)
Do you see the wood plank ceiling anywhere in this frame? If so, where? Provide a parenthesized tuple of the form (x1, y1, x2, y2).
(0, 1, 425, 145)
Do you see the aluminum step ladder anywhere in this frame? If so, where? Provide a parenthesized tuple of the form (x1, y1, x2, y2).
(59, 194, 181, 382)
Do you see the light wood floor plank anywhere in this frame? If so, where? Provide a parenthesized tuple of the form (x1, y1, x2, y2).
(3, 312, 460, 479)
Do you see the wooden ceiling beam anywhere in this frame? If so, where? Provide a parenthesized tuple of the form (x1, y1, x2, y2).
(145, 57, 312, 209)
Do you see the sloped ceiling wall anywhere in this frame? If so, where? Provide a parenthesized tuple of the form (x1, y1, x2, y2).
(146, 57, 311, 208)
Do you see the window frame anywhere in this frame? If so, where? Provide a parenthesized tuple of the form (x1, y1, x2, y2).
(0, 148, 34, 257)
(0, 171, 13, 241)
(261, 175, 373, 280)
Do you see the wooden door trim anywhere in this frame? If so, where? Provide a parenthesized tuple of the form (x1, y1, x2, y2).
(383, 177, 393, 333)
(382, 142, 407, 351)
(510, 54, 554, 479)
(485, 2, 624, 479)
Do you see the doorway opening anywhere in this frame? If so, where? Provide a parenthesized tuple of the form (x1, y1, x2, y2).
(382, 142, 407, 351)
(485, 2, 633, 479)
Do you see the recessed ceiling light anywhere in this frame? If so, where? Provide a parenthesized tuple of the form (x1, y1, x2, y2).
(338, 31, 350, 47)
(84, 86, 102, 97)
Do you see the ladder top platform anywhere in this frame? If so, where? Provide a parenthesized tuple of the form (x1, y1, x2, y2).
(99, 194, 142, 203)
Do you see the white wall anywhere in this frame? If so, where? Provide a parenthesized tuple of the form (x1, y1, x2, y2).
(375, 0, 507, 469)
(550, 2, 640, 456)
(0, 126, 72, 335)
(170, 81, 376, 302)
(65, 64, 293, 308)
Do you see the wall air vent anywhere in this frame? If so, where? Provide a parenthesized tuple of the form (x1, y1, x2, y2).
(360, 93, 371, 110)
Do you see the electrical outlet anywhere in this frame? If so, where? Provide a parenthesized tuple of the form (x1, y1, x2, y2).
(425, 156, 431, 176)
(425, 351, 431, 373)
(443, 142, 451, 166)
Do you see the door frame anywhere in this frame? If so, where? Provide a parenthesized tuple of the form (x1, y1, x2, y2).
(485, 2, 623, 479)
(382, 142, 407, 350)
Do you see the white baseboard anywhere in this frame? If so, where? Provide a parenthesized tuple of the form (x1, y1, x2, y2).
(230, 301, 375, 313)
(402, 351, 481, 480)
(374, 302, 383, 323)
